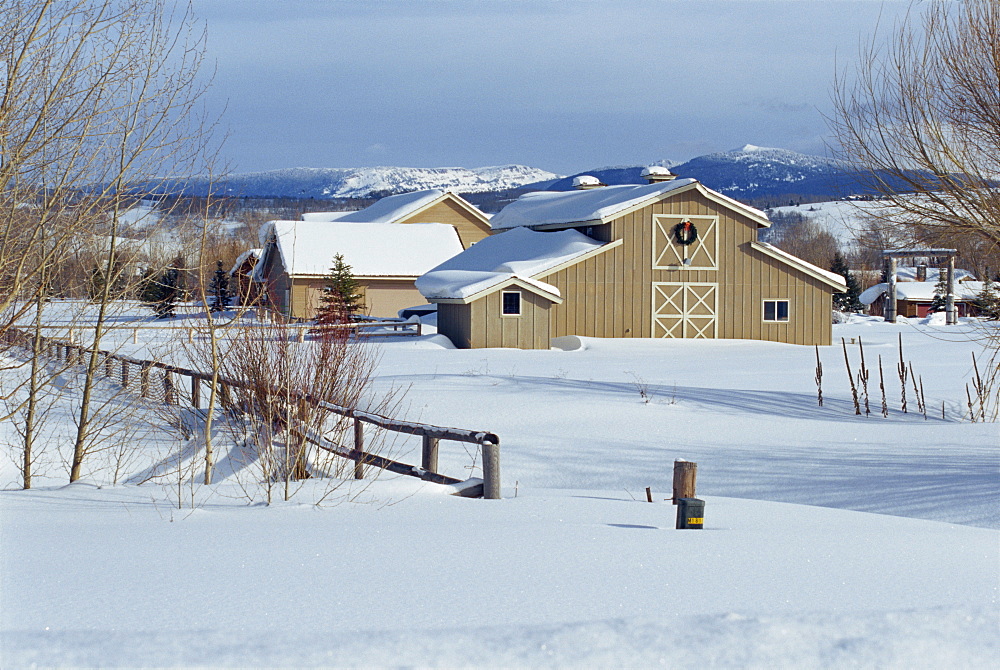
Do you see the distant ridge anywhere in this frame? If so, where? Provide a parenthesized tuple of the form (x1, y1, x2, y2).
(167, 165, 561, 199)
(140, 146, 923, 206)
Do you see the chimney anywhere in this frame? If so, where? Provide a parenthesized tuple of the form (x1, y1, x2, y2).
(916, 264, 927, 282)
(572, 175, 605, 190)
(641, 166, 677, 184)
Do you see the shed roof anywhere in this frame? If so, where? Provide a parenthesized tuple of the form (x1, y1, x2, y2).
(416, 227, 615, 301)
(489, 179, 770, 230)
(255, 221, 464, 279)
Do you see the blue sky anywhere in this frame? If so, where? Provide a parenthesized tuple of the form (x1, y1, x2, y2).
(194, 0, 908, 175)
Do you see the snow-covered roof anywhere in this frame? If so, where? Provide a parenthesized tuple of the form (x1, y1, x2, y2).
(491, 180, 698, 230)
(749, 241, 848, 291)
(859, 281, 985, 305)
(640, 166, 673, 178)
(304, 189, 447, 225)
(301, 211, 351, 222)
(571, 175, 603, 188)
(229, 248, 261, 276)
(893, 266, 975, 282)
(416, 227, 614, 301)
(255, 221, 464, 279)
(490, 179, 770, 231)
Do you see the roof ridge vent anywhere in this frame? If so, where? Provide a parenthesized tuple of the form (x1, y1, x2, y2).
(572, 175, 606, 190)
(640, 165, 676, 183)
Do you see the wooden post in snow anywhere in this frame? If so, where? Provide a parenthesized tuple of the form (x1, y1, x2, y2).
(163, 371, 175, 405)
(121, 361, 129, 389)
(140, 364, 150, 398)
(672, 460, 697, 504)
(945, 255, 957, 325)
(191, 376, 200, 409)
(885, 257, 898, 323)
(482, 441, 500, 499)
(422, 436, 439, 474)
(353, 418, 365, 479)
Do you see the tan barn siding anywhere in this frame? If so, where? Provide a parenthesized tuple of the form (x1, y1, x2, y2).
(437, 303, 472, 348)
(468, 289, 551, 348)
(289, 277, 424, 320)
(399, 199, 490, 248)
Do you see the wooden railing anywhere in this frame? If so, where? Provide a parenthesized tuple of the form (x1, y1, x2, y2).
(2, 327, 500, 498)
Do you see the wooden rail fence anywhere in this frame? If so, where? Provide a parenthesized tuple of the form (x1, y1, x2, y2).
(2, 328, 500, 498)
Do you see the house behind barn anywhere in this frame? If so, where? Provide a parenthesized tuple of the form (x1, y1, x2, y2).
(418, 173, 846, 348)
(253, 221, 463, 319)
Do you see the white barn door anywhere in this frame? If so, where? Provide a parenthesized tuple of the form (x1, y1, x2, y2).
(652, 282, 718, 338)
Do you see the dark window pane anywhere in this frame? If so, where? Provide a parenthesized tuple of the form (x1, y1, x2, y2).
(502, 292, 521, 315)
(764, 301, 776, 321)
(777, 301, 789, 321)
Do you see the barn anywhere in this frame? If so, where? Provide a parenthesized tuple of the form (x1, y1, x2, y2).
(417, 172, 847, 348)
(253, 221, 463, 319)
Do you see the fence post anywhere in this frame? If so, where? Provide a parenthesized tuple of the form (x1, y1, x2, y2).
(140, 364, 150, 398)
(482, 441, 500, 499)
(191, 376, 200, 408)
(163, 371, 175, 405)
(421, 435, 439, 474)
(104, 354, 113, 378)
(672, 460, 697, 503)
(353, 418, 365, 479)
(121, 360, 129, 388)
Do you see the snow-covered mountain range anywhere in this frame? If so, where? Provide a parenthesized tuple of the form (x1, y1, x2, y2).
(176, 164, 560, 199)
(156, 145, 907, 203)
(670, 145, 856, 199)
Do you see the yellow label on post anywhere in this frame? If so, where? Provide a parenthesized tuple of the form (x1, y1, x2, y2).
(687, 517, 703, 524)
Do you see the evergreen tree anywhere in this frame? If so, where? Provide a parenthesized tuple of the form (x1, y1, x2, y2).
(138, 268, 163, 306)
(87, 264, 107, 303)
(928, 273, 949, 313)
(209, 260, 232, 312)
(973, 278, 1000, 319)
(140, 265, 180, 319)
(830, 253, 862, 312)
(311, 254, 364, 333)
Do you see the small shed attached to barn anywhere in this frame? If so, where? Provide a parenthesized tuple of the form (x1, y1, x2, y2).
(418, 175, 846, 348)
(301, 189, 492, 249)
(253, 221, 464, 319)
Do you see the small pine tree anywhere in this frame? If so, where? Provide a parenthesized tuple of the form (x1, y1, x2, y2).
(830, 253, 862, 312)
(209, 260, 232, 312)
(87, 263, 107, 303)
(138, 268, 163, 306)
(312, 254, 364, 332)
(973, 278, 1000, 319)
(141, 265, 179, 318)
(928, 273, 949, 313)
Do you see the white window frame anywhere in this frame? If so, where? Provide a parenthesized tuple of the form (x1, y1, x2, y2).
(501, 290, 522, 316)
(763, 299, 790, 323)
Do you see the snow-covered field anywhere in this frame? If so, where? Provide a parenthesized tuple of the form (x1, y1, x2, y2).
(1, 304, 997, 668)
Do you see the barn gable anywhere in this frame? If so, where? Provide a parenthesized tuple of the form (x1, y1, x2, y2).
(302, 189, 491, 248)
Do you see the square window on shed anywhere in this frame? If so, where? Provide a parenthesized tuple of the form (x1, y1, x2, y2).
(763, 299, 789, 322)
(501, 291, 521, 316)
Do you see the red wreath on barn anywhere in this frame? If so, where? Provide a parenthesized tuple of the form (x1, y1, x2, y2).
(673, 220, 698, 246)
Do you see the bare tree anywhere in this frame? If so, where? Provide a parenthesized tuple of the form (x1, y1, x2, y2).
(831, 0, 1000, 248)
(831, 0, 1000, 416)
